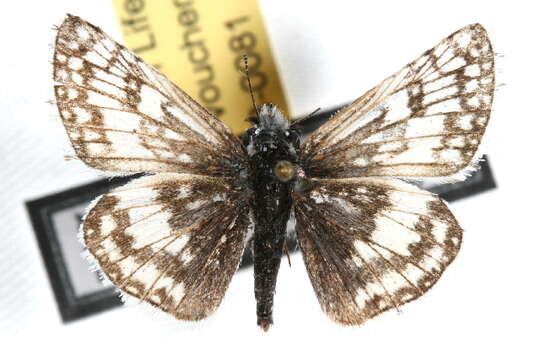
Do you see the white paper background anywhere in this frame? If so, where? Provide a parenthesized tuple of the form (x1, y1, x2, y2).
(1, 0, 538, 358)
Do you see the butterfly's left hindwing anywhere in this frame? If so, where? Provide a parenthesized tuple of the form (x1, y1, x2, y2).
(295, 178, 462, 325)
(84, 174, 252, 320)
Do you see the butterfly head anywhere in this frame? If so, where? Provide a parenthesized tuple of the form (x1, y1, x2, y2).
(243, 104, 301, 183)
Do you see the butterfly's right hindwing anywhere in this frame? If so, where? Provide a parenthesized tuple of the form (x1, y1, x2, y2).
(84, 174, 253, 320)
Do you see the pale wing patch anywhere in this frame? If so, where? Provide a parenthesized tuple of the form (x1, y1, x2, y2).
(295, 177, 462, 325)
(302, 24, 495, 178)
(83, 173, 252, 320)
(54, 15, 246, 175)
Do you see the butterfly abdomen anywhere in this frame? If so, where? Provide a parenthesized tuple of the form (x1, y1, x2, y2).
(244, 105, 300, 331)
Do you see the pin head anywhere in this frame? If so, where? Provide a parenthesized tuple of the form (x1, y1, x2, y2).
(274, 160, 295, 182)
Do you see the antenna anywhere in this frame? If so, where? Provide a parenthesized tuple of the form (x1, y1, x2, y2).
(290, 107, 324, 135)
(292, 107, 321, 125)
(243, 54, 260, 123)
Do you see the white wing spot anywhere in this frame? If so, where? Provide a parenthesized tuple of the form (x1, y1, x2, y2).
(99, 215, 116, 236)
(465, 79, 480, 92)
(431, 221, 449, 243)
(442, 56, 466, 73)
(464, 64, 481, 77)
(423, 86, 459, 105)
(460, 114, 474, 130)
(424, 98, 462, 115)
(169, 283, 186, 303)
(467, 97, 480, 107)
(68, 57, 83, 70)
(455, 32, 471, 48)
(423, 75, 455, 93)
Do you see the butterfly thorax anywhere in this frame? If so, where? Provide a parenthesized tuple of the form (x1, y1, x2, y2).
(243, 105, 300, 331)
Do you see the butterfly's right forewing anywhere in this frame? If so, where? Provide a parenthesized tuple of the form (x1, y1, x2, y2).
(84, 174, 253, 320)
(54, 15, 246, 176)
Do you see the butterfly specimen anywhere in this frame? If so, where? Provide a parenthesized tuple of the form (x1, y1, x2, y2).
(53, 15, 494, 331)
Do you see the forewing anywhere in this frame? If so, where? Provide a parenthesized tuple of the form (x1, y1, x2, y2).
(302, 24, 495, 178)
(295, 177, 462, 325)
(84, 173, 252, 320)
(53, 15, 246, 175)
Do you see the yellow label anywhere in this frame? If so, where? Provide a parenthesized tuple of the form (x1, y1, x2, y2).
(112, 0, 288, 134)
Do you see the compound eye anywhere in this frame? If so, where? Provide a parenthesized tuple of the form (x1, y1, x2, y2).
(274, 160, 295, 182)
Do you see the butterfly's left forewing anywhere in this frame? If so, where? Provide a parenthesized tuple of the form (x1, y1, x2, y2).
(302, 24, 494, 179)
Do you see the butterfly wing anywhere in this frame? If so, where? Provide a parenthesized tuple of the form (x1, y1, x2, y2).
(84, 174, 252, 319)
(295, 178, 461, 324)
(295, 24, 494, 324)
(53, 15, 252, 319)
(54, 15, 246, 176)
(302, 24, 494, 179)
